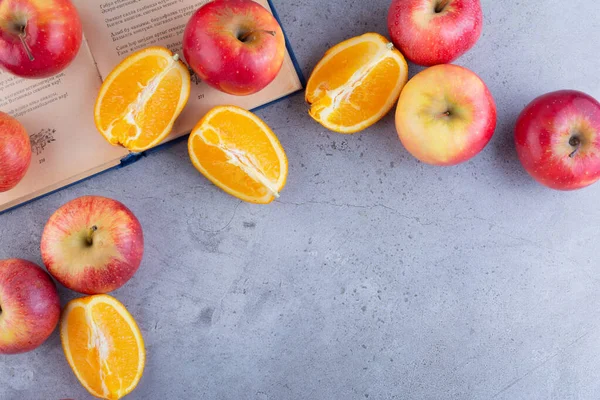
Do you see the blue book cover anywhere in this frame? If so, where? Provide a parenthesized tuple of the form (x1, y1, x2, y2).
(0, 0, 305, 215)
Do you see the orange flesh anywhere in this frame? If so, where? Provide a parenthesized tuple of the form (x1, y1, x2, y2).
(305, 33, 409, 134)
(188, 106, 288, 204)
(61, 295, 145, 400)
(94, 47, 190, 152)
(306, 40, 381, 101)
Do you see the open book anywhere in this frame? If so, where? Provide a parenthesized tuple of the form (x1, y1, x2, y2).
(0, 0, 303, 213)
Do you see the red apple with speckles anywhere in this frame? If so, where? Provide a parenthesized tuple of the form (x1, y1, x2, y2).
(182, 0, 286, 96)
(388, 0, 482, 66)
(0, 112, 31, 192)
(0, 0, 83, 78)
(41, 196, 144, 294)
(515, 90, 600, 191)
(0, 259, 61, 355)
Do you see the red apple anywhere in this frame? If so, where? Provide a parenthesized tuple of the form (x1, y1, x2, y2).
(0, 0, 83, 79)
(182, 0, 286, 96)
(0, 112, 31, 192)
(41, 196, 144, 294)
(388, 0, 482, 66)
(395, 64, 496, 165)
(0, 259, 61, 355)
(515, 90, 600, 190)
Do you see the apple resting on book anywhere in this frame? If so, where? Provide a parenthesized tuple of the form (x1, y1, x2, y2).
(0, 259, 61, 355)
(0, 0, 82, 78)
(183, 0, 286, 96)
(41, 196, 144, 294)
(0, 112, 31, 192)
(515, 90, 600, 190)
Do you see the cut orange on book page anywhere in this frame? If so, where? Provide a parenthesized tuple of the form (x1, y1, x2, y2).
(188, 106, 288, 204)
(60, 295, 145, 400)
(94, 46, 190, 152)
(306, 33, 409, 134)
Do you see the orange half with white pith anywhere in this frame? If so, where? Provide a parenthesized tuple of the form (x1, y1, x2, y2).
(306, 32, 409, 134)
(60, 295, 145, 400)
(188, 105, 288, 204)
(94, 46, 191, 152)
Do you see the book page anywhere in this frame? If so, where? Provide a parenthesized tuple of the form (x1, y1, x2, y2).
(75, 0, 303, 142)
(0, 40, 129, 212)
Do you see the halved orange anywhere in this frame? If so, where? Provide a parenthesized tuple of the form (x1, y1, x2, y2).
(306, 32, 409, 134)
(60, 295, 145, 400)
(94, 46, 190, 152)
(188, 106, 288, 204)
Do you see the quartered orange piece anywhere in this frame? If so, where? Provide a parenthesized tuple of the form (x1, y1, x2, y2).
(60, 295, 145, 400)
(94, 46, 190, 152)
(188, 106, 288, 204)
(306, 33, 409, 134)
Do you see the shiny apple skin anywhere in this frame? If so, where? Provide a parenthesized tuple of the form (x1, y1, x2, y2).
(0, 259, 61, 355)
(0, 112, 31, 192)
(182, 0, 285, 96)
(395, 64, 497, 166)
(41, 196, 144, 294)
(515, 90, 600, 190)
(388, 0, 482, 66)
(0, 0, 83, 78)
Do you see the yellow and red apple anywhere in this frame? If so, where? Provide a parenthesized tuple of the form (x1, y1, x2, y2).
(41, 196, 144, 295)
(515, 90, 600, 190)
(0, 0, 83, 78)
(395, 64, 497, 166)
(182, 0, 285, 96)
(388, 0, 483, 66)
(0, 259, 60, 355)
(0, 112, 31, 192)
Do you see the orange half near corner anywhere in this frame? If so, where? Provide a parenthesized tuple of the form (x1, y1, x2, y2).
(188, 106, 288, 204)
(60, 295, 145, 400)
(94, 46, 191, 152)
(306, 32, 409, 134)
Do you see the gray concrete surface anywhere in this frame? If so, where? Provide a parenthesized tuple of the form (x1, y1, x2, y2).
(1, 0, 600, 399)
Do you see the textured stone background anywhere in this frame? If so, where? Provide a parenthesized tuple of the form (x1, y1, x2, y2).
(1, 0, 599, 399)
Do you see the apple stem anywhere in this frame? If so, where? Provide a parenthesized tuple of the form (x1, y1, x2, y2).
(17, 30, 35, 62)
(87, 226, 98, 246)
(238, 30, 276, 42)
(435, 0, 451, 13)
(569, 136, 581, 158)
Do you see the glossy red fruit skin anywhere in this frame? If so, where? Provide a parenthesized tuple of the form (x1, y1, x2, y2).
(0, 0, 83, 79)
(182, 0, 285, 96)
(515, 90, 600, 191)
(0, 112, 31, 192)
(0, 259, 61, 355)
(387, 0, 482, 66)
(41, 196, 144, 295)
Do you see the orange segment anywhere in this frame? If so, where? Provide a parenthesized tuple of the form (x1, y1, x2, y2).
(60, 295, 145, 400)
(94, 46, 191, 152)
(306, 33, 409, 134)
(188, 106, 288, 204)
